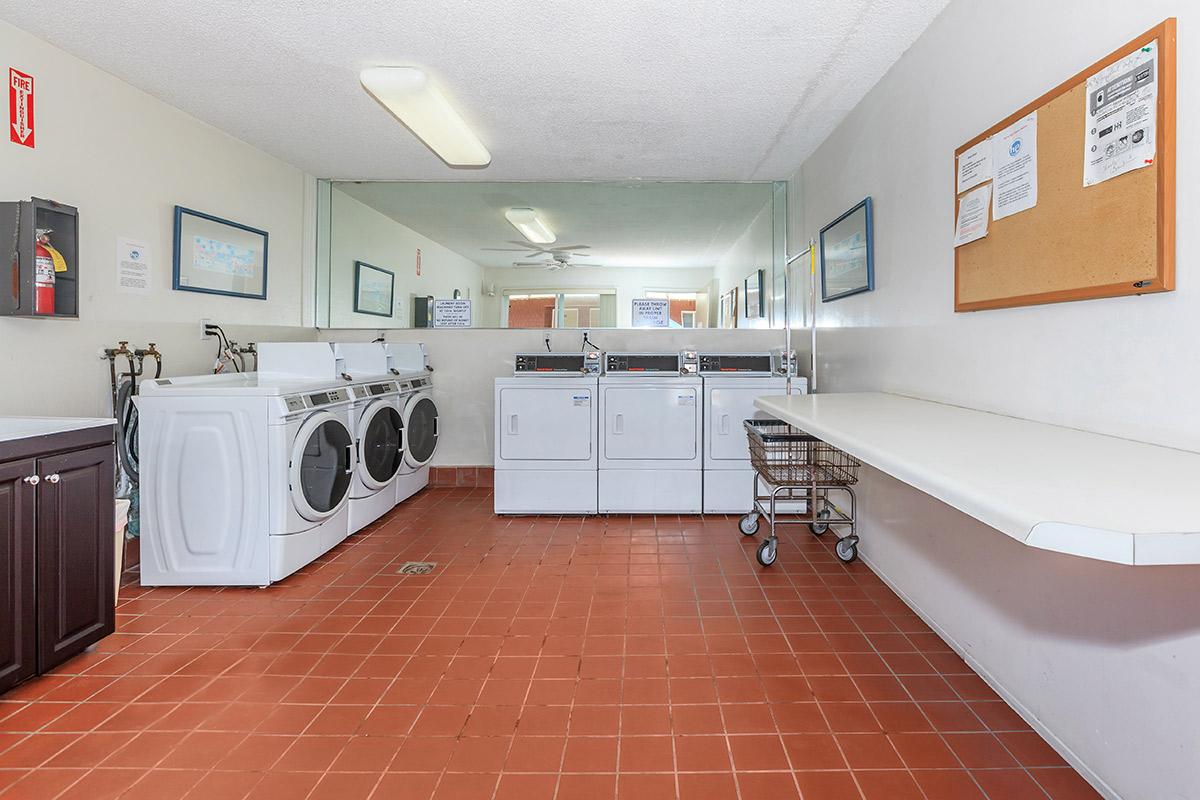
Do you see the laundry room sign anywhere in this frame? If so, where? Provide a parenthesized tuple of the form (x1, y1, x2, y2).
(8, 67, 35, 148)
(432, 298, 471, 327)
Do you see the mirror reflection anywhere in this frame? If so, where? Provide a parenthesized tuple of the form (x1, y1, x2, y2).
(318, 181, 785, 330)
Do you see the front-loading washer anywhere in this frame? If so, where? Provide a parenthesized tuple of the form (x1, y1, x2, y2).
(395, 372, 438, 503)
(138, 372, 358, 586)
(598, 351, 702, 514)
(382, 343, 439, 504)
(494, 352, 602, 514)
(331, 343, 406, 533)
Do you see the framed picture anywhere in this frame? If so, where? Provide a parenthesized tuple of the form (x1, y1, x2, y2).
(353, 261, 395, 317)
(172, 206, 268, 299)
(744, 269, 764, 318)
(819, 197, 874, 302)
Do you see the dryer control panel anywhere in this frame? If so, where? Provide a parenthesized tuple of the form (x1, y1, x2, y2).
(514, 352, 601, 375)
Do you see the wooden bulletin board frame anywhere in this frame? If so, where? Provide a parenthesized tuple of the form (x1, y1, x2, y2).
(954, 19, 1176, 312)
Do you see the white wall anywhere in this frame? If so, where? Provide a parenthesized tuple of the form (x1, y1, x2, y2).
(478, 265, 717, 327)
(714, 202, 777, 328)
(0, 19, 316, 418)
(790, 2, 1198, 798)
(328, 189, 484, 329)
(320, 327, 801, 466)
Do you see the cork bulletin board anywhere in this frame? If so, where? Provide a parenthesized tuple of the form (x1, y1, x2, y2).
(954, 19, 1176, 312)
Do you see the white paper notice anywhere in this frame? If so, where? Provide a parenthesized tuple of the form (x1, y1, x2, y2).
(432, 299, 472, 328)
(991, 112, 1037, 220)
(957, 139, 992, 193)
(1084, 40, 1157, 187)
(631, 298, 670, 328)
(953, 184, 992, 247)
(116, 237, 151, 294)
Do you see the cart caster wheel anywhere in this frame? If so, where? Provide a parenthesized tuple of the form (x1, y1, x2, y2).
(756, 539, 777, 567)
(738, 513, 760, 536)
(809, 508, 832, 536)
(835, 537, 859, 564)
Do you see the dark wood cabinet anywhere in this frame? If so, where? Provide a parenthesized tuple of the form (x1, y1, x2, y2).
(0, 459, 37, 690)
(0, 425, 115, 694)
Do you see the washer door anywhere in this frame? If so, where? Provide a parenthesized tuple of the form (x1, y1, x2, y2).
(289, 411, 355, 522)
(402, 392, 439, 468)
(358, 399, 404, 490)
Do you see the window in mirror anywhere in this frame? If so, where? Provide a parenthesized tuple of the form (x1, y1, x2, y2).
(644, 291, 705, 328)
(503, 291, 617, 329)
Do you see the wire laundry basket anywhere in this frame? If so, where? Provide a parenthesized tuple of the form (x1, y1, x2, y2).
(740, 419, 863, 567)
(745, 419, 861, 486)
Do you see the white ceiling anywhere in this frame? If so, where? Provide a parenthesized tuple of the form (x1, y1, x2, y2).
(0, 0, 949, 181)
(336, 181, 774, 269)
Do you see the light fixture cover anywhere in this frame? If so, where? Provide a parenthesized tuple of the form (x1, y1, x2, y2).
(360, 67, 491, 167)
(504, 208, 556, 244)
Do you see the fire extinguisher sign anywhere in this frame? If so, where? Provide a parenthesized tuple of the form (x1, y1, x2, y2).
(9, 67, 35, 148)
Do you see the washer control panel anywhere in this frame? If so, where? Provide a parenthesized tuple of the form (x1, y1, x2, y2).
(698, 353, 774, 374)
(514, 352, 601, 375)
(605, 351, 697, 375)
(303, 387, 350, 408)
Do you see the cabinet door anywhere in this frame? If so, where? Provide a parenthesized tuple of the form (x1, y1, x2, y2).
(0, 459, 37, 692)
(37, 445, 115, 672)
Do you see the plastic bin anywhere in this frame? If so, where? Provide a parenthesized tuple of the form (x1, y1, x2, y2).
(114, 498, 130, 603)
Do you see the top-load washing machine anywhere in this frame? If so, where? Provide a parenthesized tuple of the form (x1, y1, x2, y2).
(333, 343, 405, 533)
(494, 352, 603, 514)
(599, 351, 702, 514)
(138, 371, 358, 586)
(699, 352, 807, 513)
(384, 343, 440, 504)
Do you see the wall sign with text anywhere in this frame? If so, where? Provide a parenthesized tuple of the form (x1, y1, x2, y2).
(8, 67, 35, 148)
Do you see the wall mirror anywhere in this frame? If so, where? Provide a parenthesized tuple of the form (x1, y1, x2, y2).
(315, 180, 787, 330)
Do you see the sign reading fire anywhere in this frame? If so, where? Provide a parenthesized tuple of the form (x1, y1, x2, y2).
(9, 67, 35, 148)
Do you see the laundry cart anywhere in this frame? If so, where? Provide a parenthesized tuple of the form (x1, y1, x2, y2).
(738, 419, 862, 567)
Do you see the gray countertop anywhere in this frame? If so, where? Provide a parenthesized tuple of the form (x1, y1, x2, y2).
(0, 416, 116, 444)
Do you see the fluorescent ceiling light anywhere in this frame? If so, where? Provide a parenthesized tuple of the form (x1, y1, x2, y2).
(505, 208, 556, 244)
(360, 67, 490, 167)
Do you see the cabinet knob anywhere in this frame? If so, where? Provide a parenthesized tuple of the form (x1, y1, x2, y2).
(23, 475, 40, 485)
(44, 474, 60, 484)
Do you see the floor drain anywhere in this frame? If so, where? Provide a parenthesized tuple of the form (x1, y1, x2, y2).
(397, 562, 436, 575)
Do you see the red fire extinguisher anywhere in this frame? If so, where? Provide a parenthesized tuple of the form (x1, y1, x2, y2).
(34, 228, 58, 315)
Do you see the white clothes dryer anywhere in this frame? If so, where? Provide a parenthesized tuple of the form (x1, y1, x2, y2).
(699, 353, 807, 513)
(138, 373, 358, 586)
(494, 352, 602, 514)
(598, 351, 702, 514)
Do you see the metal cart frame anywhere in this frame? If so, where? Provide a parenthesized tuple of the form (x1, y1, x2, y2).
(738, 419, 862, 566)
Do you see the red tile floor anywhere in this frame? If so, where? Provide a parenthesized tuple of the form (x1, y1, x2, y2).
(0, 488, 1101, 800)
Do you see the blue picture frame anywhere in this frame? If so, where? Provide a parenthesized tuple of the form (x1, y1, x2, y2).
(353, 260, 395, 317)
(172, 205, 269, 300)
(819, 197, 874, 302)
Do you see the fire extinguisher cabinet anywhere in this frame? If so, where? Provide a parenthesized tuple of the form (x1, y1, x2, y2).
(1, 198, 80, 318)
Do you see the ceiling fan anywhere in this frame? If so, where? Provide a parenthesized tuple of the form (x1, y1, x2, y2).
(512, 253, 602, 271)
(484, 240, 593, 259)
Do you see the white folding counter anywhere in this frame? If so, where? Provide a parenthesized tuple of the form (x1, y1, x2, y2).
(754, 392, 1200, 566)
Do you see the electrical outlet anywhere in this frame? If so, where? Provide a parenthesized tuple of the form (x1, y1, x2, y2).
(200, 318, 213, 341)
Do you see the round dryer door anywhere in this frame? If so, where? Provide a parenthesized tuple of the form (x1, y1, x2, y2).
(358, 399, 404, 490)
(290, 411, 355, 522)
(402, 392, 439, 468)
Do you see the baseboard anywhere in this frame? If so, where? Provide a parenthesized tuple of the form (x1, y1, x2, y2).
(859, 550, 1121, 800)
(430, 466, 494, 488)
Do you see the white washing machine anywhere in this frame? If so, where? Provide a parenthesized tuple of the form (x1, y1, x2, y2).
(386, 344, 438, 504)
(138, 373, 358, 586)
(332, 343, 405, 533)
(599, 351, 702, 514)
(700, 352, 808, 513)
(494, 352, 602, 515)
